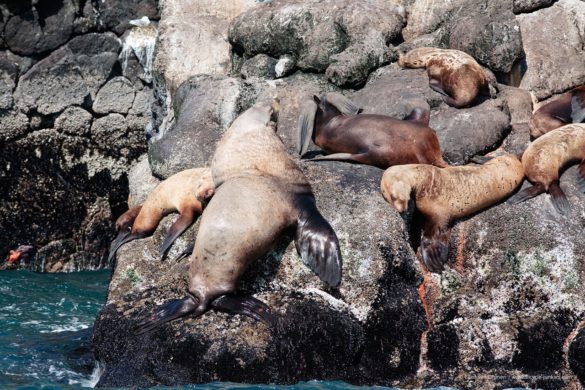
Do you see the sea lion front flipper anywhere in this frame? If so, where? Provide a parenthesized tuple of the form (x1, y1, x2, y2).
(420, 224, 451, 273)
(306, 153, 369, 164)
(571, 95, 585, 123)
(297, 100, 318, 156)
(173, 241, 195, 262)
(294, 195, 342, 287)
(428, 78, 449, 97)
(135, 296, 201, 335)
(507, 183, 545, 205)
(159, 210, 196, 260)
(549, 181, 570, 215)
(211, 295, 275, 326)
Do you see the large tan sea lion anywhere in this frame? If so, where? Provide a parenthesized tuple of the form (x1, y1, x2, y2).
(381, 154, 524, 272)
(508, 123, 585, 214)
(398, 47, 494, 108)
(297, 92, 447, 169)
(108, 168, 215, 263)
(136, 99, 343, 334)
(529, 86, 585, 138)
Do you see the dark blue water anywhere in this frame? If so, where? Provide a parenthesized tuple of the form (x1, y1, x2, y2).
(0, 270, 461, 390)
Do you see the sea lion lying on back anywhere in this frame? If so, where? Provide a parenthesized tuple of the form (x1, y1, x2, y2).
(509, 123, 585, 214)
(529, 86, 585, 138)
(381, 154, 524, 272)
(136, 99, 342, 334)
(108, 168, 215, 263)
(398, 47, 495, 108)
(297, 92, 447, 169)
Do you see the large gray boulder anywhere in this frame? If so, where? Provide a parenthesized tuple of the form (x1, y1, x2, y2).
(228, 0, 405, 87)
(14, 33, 121, 115)
(517, 0, 585, 99)
(92, 157, 426, 388)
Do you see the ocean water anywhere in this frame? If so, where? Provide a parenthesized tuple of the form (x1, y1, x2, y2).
(0, 270, 461, 390)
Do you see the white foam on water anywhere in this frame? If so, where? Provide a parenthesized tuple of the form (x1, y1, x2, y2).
(120, 19, 158, 83)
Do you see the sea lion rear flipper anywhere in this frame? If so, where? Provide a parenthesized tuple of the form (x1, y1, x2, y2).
(211, 295, 275, 326)
(173, 241, 195, 262)
(135, 296, 201, 335)
(325, 92, 361, 115)
(420, 224, 451, 273)
(294, 195, 342, 287)
(297, 100, 318, 156)
(429, 78, 449, 97)
(306, 153, 368, 164)
(159, 211, 196, 260)
(549, 181, 570, 215)
(108, 231, 143, 264)
(571, 95, 585, 123)
(507, 183, 545, 205)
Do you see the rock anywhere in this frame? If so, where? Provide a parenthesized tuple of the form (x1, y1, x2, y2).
(415, 162, 585, 388)
(0, 109, 29, 143)
(95, 0, 159, 35)
(496, 85, 533, 125)
(241, 54, 277, 79)
(129, 89, 154, 116)
(91, 114, 131, 154)
(517, 0, 585, 99)
(54, 106, 93, 136)
(154, 0, 258, 96)
(4, 0, 77, 56)
(92, 160, 426, 387)
(430, 98, 510, 164)
(569, 324, 585, 384)
(14, 33, 121, 115)
(275, 55, 296, 78)
(402, 0, 464, 40)
(0, 51, 18, 110)
(229, 0, 405, 87)
(513, 0, 557, 13)
(127, 155, 160, 207)
(93, 77, 136, 115)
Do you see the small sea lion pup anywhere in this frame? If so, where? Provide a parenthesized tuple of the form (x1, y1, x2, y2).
(398, 47, 494, 108)
(508, 123, 585, 214)
(108, 168, 215, 263)
(529, 86, 585, 138)
(381, 154, 524, 272)
(136, 98, 342, 334)
(297, 92, 447, 169)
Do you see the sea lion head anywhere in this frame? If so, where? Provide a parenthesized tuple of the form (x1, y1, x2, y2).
(381, 176, 412, 213)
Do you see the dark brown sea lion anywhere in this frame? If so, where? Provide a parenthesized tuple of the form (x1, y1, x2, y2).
(381, 154, 524, 272)
(136, 99, 342, 334)
(297, 92, 447, 169)
(529, 86, 585, 138)
(508, 123, 585, 214)
(398, 47, 494, 108)
(108, 168, 215, 263)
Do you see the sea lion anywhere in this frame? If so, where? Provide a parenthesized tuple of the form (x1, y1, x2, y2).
(108, 168, 215, 263)
(297, 92, 447, 169)
(380, 154, 524, 272)
(508, 123, 585, 214)
(529, 86, 585, 138)
(398, 47, 494, 108)
(136, 99, 342, 334)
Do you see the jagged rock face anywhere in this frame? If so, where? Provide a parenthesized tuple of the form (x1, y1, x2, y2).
(228, 0, 405, 88)
(517, 0, 585, 99)
(93, 156, 426, 388)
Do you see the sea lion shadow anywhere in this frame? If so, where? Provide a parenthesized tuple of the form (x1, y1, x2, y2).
(237, 233, 294, 295)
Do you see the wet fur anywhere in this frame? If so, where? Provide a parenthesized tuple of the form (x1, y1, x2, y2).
(511, 123, 585, 214)
(529, 86, 585, 138)
(398, 47, 492, 108)
(298, 93, 447, 169)
(381, 154, 524, 272)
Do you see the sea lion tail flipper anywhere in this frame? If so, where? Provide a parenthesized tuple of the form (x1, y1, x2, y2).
(571, 95, 585, 123)
(173, 241, 195, 262)
(294, 195, 342, 287)
(306, 153, 368, 164)
(297, 100, 318, 156)
(404, 107, 430, 125)
(159, 211, 196, 260)
(549, 181, 570, 215)
(135, 296, 200, 335)
(211, 295, 275, 326)
(325, 92, 361, 115)
(420, 225, 450, 273)
(507, 183, 545, 205)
